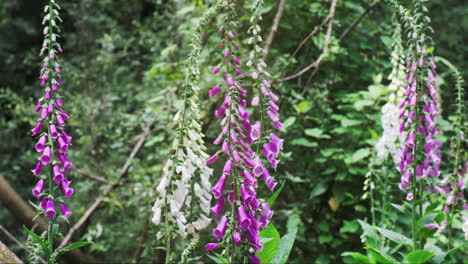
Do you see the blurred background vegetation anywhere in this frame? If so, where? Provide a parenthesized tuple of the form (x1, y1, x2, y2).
(0, 0, 466, 263)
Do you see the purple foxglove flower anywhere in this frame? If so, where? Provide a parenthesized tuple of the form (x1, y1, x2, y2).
(51, 83, 58, 91)
(447, 195, 455, 205)
(251, 72, 258, 79)
(35, 101, 42, 112)
(57, 137, 68, 153)
(31, 161, 43, 176)
(248, 254, 261, 264)
(437, 220, 447, 233)
(262, 203, 273, 220)
(211, 196, 225, 218)
(60, 154, 72, 171)
(212, 174, 227, 199)
(227, 189, 237, 203)
(50, 124, 59, 138)
(47, 103, 54, 114)
(44, 91, 51, 100)
(61, 130, 72, 145)
(61, 179, 74, 199)
(233, 231, 241, 245)
(237, 205, 251, 231)
(415, 165, 423, 179)
(212, 65, 221, 74)
(226, 75, 235, 87)
(234, 56, 240, 65)
(235, 69, 243, 76)
(60, 203, 71, 217)
(53, 165, 64, 184)
(59, 109, 70, 119)
(40, 108, 48, 120)
(55, 67, 61, 73)
(426, 222, 438, 229)
(32, 179, 45, 198)
(241, 183, 253, 203)
(224, 50, 230, 57)
(406, 193, 414, 201)
(209, 85, 220, 97)
(410, 64, 417, 72)
(56, 98, 63, 108)
(242, 156, 255, 168)
(267, 180, 278, 191)
(56, 115, 65, 126)
(35, 136, 47, 152)
(40, 197, 47, 210)
(267, 110, 279, 122)
(41, 146, 51, 165)
(206, 153, 219, 165)
(45, 199, 56, 219)
(250, 123, 261, 141)
(31, 122, 42, 136)
(223, 160, 233, 175)
(215, 106, 225, 119)
(232, 150, 242, 164)
(405, 131, 415, 148)
(273, 121, 284, 131)
(251, 95, 260, 106)
(242, 169, 257, 187)
(205, 243, 219, 251)
(221, 141, 230, 153)
(213, 215, 228, 241)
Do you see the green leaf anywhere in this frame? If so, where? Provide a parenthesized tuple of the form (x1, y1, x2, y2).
(23, 226, 48, 251)
(257, 224, 281, 264)
(271, 217, 299, 264)
(339, 220, 359, 234)
(345, 148, 371, 164)
(373, 227, 413, 247)
(365, 247, 397, 264)
(342, 252, 371, 264)
(62, 241, 93, 252)
(268, 182, 284, 207)
(304, 128, 322, 137)
(290, 138, 318, 148)
(296, 101, 310, 113)
(283, 116, 296, 130)
(309, 183, 327, 199)
(207, 254, 229, 264)
(405, 250, 434, 264)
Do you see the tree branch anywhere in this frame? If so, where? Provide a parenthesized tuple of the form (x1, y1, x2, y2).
(263, 0, 287, 60)
(59, 121, 155, 248)
(278, 0, 338, 82)
(0, 240, 23, 264)
(0, 224, 47, 264)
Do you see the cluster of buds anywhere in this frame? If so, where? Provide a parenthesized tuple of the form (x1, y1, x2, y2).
(397, 39, 442, 200)
(205, 4, 277, 262)
(31, 0, 73, 219)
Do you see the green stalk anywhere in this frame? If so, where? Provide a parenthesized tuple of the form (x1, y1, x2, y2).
(164, 204, 171, 264)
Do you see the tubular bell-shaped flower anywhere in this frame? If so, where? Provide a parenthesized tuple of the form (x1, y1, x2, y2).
(205, 1, 279, 262)
(31, 0, 73, 219)
(151, 4, 223, 242)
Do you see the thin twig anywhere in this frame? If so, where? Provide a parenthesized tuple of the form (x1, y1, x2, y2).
(278, 0, 338, 82)
(0, 224, 47, 264)
(72, 167, 109, 183)
(292, 15, 331, 57)
(59, 122, 155, 248)
(339, 0, 379, 41)
(263, 0, 287, 60)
